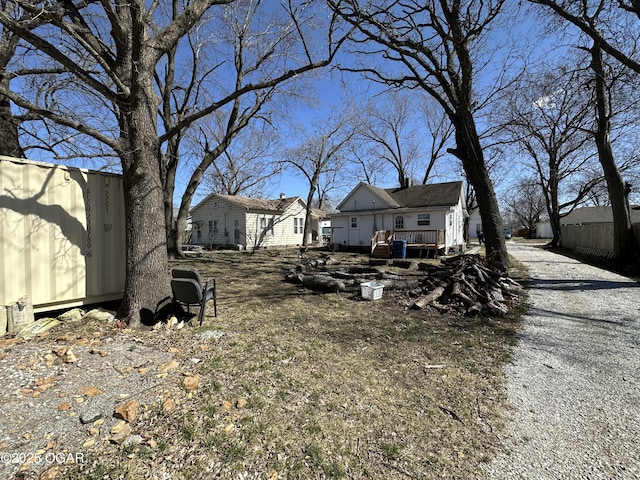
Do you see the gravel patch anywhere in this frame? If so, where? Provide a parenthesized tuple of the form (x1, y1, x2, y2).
(485, 242, 640, 479)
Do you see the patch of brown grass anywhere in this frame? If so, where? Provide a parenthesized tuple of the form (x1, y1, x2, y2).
(73, 248, 524, 480)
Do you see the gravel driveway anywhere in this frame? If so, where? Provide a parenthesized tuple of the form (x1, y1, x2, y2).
(485, 242, 640, 479)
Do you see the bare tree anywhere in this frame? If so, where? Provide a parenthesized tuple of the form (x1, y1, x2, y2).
(0, 16, 23, 157)
(530, 0, 640, 261)
(420, 97, 455, 185)
(161, 0, 343, 259)
(283, 113, 356, 245)
(329, 0, 510, 269)
(496, 62, 601, 246)
(355, 91, 422, 187)
(506, 177, 547, 237)
(200, 122, 282, 197)
(0, 0, 345, 327)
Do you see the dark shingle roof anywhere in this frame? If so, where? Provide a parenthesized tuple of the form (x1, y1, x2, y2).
(384, 181, 463, 208)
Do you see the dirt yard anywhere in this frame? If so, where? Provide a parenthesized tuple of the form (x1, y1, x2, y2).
(0, 248, 524, 480)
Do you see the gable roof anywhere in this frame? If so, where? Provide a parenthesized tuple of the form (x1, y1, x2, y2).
(191, 193, 303, 215)
(337, 181, 464, 212)
(384, 181, 463, 208)
(215, 194, 299, 212)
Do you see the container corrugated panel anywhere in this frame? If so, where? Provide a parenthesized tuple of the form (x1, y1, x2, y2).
(0, 156, 125, 312)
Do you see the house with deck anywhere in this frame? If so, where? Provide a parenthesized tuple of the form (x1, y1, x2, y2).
(331, 181, 468, 258)
(190, 193, 326, 250)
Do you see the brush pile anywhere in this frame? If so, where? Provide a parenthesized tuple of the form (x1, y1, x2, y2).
(406, 254, 524, 317)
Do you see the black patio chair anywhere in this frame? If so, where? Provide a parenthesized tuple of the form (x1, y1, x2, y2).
(170, 267, 217, 326)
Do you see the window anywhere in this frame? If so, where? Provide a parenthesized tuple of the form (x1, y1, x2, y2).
(196, 225, 202, 240)
(260, 217, 266, 230)
(208, 220, 214, 235)
(350, 217, 358, 228)
(213, 220, 218, 234)
(395, 216, 404, 230)
(417, 213, 430, 226)
(294, 218, 300, 234)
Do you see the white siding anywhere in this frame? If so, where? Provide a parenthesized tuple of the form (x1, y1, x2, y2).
(339, 186, 394, 211)
(536, 221, 553, 238)
(191, 198, 247, 246)
(277, 201, 306, 246)
(444, 203, 465, 249)
(190, 196, 308, 248)
(332, 205, 466, 250)
(467, 209, 482, 239)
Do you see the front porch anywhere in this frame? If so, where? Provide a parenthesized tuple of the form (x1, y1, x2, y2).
(370, 229, 445, 259)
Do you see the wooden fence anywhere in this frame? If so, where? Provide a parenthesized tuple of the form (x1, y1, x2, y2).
(561, 223, 640, 258)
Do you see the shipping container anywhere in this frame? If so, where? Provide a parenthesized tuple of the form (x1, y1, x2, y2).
(0, 156, 125, 313)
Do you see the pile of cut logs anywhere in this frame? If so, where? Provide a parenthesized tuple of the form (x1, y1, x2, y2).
(407, 254, 524, 317)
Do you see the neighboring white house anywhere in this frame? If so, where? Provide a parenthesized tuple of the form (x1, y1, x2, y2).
(331, 181, 468, 256)
(534, 220, 554, 238)
(189, 193, 324, 250)
(467, 208, 482, 239)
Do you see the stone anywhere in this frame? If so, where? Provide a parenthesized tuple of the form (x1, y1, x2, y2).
(63, 352, 78, 363)
(114, 400, 139, 423)
(45, 353, 56, 367)
(162, 398, 176, 414)
(236, 398, 247, 409)
(58, 402, 72, 411)
(122, 434, 144, 448)
(81, 386, 103, 397)
(82, 438, 96, 448)
(38, 465, 62, 480)
(53, 346, 69, 357)
(157, 359, 179, 373)
(56, 308, 85, 322)
(183, 375, 199, 391)
(80, 411, 103, 425)
(83, 308, 116, 322)
(110, 422, 132, 444)
(111, 420, 127, 434)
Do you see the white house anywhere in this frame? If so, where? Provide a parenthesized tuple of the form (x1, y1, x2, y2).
(190, 193, 324, 250)
(331, 181, 468, 257)
(467, 208, 482, 239)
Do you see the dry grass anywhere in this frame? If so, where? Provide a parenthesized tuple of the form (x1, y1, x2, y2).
(72, 248, 525, 480)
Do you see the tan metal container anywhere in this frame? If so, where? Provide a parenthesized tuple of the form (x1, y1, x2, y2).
(0, 156, 125, 313)
(0, 305, 6, 334)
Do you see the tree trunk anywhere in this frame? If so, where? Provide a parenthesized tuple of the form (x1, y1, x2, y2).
(450, 110, 509, 270)
(548, 161, 561, 247)
(116, 62, 171, 327)
(164, 162, 185, 259)
(591, 42, 637, 262)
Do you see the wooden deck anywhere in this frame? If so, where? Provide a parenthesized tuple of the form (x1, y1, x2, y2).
(370, 230, 445, 258)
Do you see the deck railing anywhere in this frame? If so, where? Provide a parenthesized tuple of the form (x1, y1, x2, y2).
(392, 229, 444, 246)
